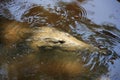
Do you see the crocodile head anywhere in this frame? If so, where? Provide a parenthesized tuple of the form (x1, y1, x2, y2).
(27, 27, 97, 52)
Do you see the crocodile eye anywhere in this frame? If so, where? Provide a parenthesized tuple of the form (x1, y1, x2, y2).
(58, 40, 65, 44)
(51, 40, 65, 44)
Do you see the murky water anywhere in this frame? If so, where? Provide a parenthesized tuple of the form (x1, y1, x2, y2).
(0, 0, 120, 80)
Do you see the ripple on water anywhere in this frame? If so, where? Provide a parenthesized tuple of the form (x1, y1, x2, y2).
(20, 1, 87, 32)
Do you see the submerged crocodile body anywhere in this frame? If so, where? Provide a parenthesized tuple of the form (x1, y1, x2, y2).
(0, 21, 99, 79)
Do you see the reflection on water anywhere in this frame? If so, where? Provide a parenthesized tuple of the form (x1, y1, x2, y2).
(82, 0, 120, 30)
(0, 0, 120, 80)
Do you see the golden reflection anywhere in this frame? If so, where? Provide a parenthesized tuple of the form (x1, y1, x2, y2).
(1, 21, 31, 47)
(61, 60, 85, 76)
(7, 52, 86, 79)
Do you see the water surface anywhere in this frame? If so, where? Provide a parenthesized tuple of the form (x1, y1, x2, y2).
(0, 0, 120, 80)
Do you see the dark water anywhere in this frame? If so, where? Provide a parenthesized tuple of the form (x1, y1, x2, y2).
(0, 0, 120, 80)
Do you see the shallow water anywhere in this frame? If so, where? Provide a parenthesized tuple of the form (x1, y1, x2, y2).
(0, 0, 120, 80)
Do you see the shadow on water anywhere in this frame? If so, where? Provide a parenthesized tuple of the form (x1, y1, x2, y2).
(0, 0, 120, 80)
